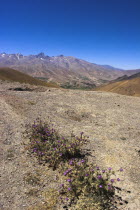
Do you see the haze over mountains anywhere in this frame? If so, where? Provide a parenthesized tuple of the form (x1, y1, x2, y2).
(0, 52, 140, 89)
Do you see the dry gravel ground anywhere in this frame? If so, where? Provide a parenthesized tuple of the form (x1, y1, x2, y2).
(0, 81, 140, 210)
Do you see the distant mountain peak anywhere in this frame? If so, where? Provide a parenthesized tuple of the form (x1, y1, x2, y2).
(58, 54, 64, 57)
(36, 52, 46, 58)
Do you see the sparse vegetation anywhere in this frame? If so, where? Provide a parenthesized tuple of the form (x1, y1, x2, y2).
(26, 119, 88, 169)
(25, 119, 124, 209)
(61, 81, 96, 90)
(1, 78, 139, 209)
(59, 159, 123, 209)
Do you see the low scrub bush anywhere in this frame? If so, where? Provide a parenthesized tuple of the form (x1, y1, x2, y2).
(26, 119, 88, 169)
(59, 158, 123, 209)
(26, 119, 125, 209)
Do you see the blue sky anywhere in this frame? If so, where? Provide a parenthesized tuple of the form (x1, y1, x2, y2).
(0, 0, 140, 69)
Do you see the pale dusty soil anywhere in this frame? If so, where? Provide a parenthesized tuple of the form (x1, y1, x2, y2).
(0, 81, 140, 210)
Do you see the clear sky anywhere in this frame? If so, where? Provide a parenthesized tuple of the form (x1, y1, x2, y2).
(0, 0, 140, 69)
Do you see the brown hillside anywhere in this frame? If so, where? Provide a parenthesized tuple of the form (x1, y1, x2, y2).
(95, 77, 140, 96)
(0, 67, 59, 88)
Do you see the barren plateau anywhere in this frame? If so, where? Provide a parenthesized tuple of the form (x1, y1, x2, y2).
(0, 81, 140, 210)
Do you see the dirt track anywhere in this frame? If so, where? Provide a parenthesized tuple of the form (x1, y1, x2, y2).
(0, 81, 140, 209)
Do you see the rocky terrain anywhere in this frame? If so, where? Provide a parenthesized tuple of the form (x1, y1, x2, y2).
(0, 80, 140, 209)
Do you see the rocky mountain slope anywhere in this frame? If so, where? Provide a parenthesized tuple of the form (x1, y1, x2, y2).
(0, 52, 140, 88)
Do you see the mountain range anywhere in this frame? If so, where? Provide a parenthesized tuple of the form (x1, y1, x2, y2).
(0, 52, 140, 89)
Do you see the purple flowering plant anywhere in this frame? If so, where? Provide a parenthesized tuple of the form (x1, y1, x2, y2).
(26, 119, 88, 169)
(25, 119, 124, 209)
(59, 158, 123, 209)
